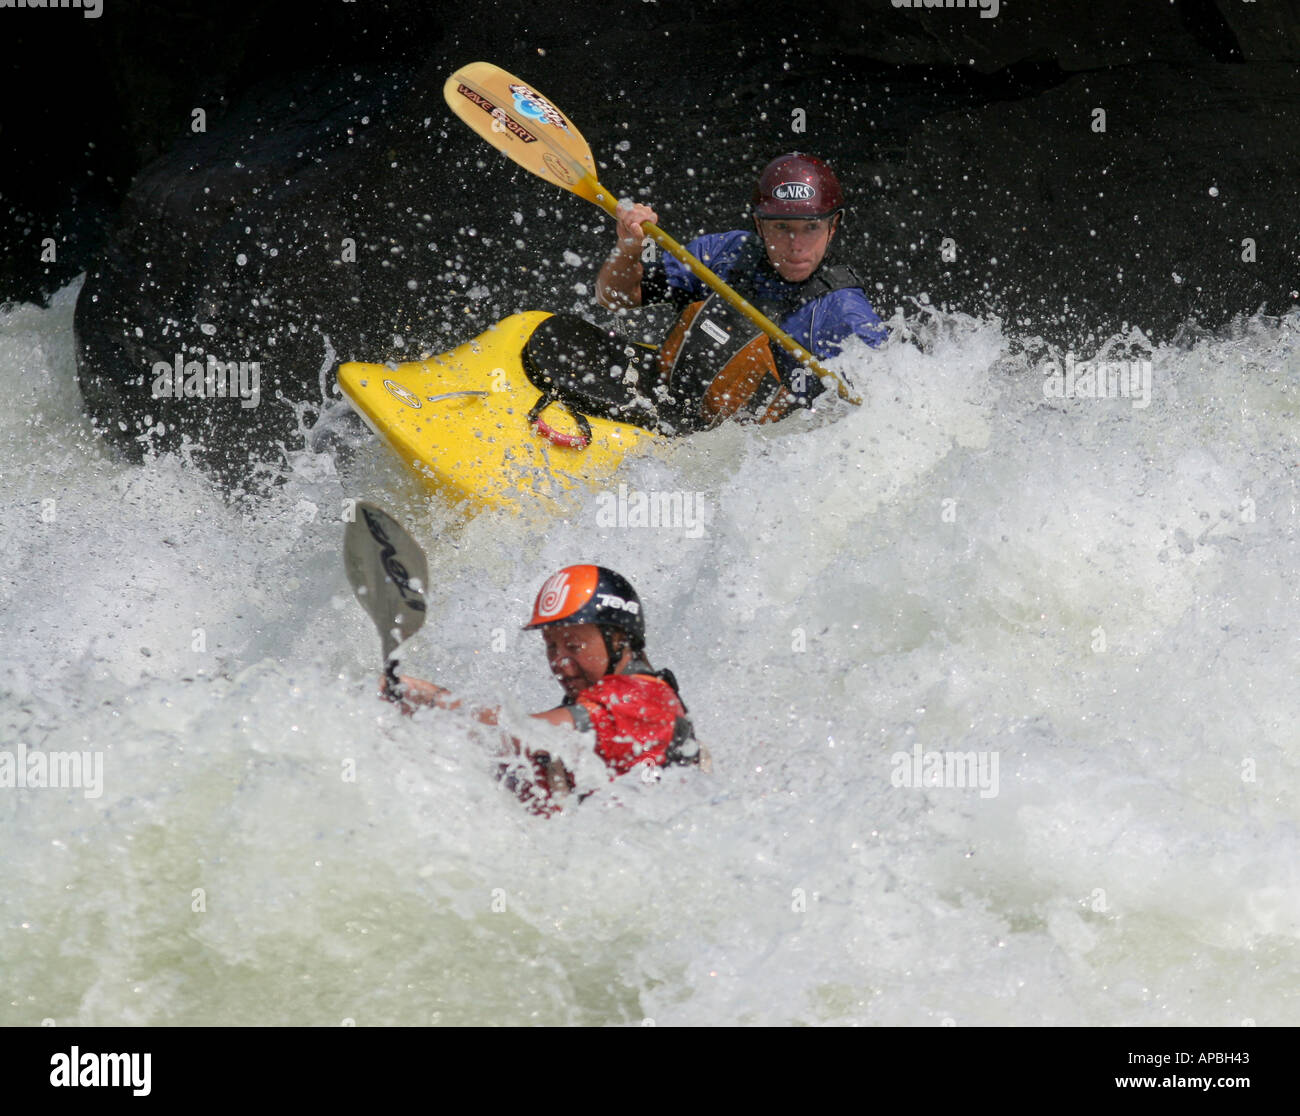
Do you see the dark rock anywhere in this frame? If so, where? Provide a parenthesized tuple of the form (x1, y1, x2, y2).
(38, 0, 1300, 484)
(841, 0, 1223, 71)
(855, 62, 1300, 346)
(1207, 0, 1300, 63)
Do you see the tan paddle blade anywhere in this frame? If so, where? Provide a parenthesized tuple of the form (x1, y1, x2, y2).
(444, 62, 605, 208)
(343, 502, 428, 696)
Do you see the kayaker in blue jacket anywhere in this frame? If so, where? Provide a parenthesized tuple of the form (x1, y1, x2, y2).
(584, 152, 887, 428)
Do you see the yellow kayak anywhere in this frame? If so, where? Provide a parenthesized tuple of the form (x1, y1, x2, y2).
(337, 312, 654, 513)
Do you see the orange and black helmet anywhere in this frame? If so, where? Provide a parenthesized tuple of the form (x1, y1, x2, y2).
(523, 565, 646, 650)
(752, 152, 845, 220)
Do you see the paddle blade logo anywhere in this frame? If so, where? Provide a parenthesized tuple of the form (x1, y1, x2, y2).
(543, 151, 577, 185)
(509, 83, 573, 135)
(535, 571, 571, 618)
(453, 83, 539, 143)
(361, 508, 427, 615)
(772, 182, 816, 200)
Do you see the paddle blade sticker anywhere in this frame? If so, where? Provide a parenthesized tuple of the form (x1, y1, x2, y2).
(444, 62, 600, 204)
(343, 502, 429, 662)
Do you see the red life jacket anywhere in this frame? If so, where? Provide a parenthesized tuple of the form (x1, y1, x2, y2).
(501, 665, 697, 815)
(572, 672, 691, 777)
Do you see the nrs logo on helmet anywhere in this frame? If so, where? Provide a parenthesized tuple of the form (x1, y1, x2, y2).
(752, 153, 844, 220)
(772, 182, 816, 201)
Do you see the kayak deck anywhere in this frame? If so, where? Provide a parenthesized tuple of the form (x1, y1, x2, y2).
(337, 312, 652, 513)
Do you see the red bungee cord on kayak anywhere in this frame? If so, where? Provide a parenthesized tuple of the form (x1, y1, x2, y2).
(387, 565, 701, 814)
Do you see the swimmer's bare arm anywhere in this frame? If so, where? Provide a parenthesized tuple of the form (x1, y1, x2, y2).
(384, 676, 575, 729)
(384, 676, 578, 789)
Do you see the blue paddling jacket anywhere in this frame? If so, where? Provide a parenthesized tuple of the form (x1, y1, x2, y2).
(641, 230, 888, 374)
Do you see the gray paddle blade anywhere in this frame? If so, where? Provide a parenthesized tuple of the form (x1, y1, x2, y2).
(343, 501, 428, 663)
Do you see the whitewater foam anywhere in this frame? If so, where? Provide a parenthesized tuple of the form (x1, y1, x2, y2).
(1, 282, 1297, 1024)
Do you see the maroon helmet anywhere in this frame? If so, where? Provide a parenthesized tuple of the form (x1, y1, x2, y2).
(752, 153, 845, 219)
